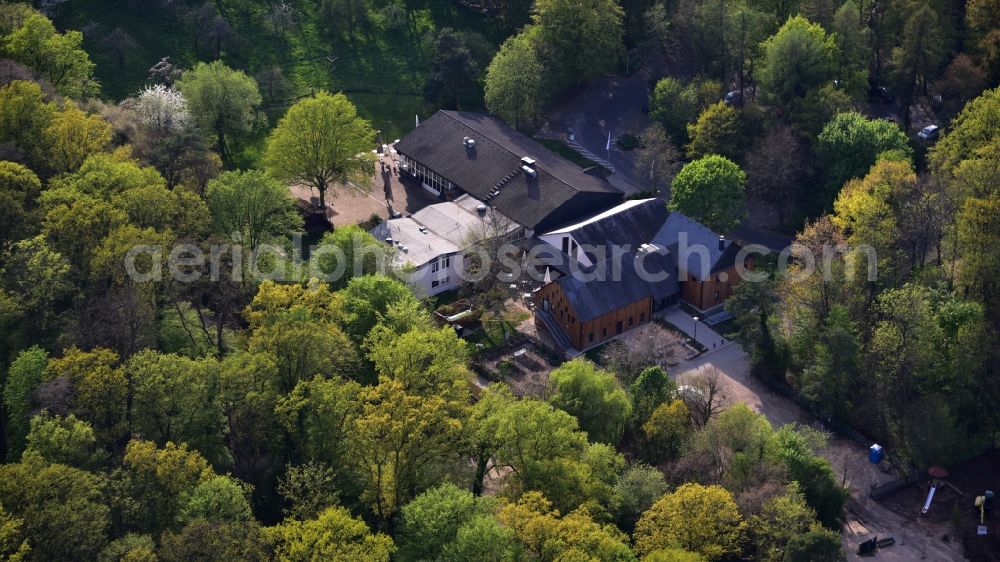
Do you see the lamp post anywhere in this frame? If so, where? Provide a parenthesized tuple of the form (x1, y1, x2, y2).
(692, 316, 700, 345)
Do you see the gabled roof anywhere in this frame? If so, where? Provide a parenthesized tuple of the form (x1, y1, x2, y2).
(542, 198, 670, 250)
(394, 111, 623, 231)
(557, 249, 679, 322)
(650, 211, 738, 281)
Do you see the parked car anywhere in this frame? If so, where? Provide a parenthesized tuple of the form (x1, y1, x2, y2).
(917, 124, 940, 141)
(723, 90, 743, 107)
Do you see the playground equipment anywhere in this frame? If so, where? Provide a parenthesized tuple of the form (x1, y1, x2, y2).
(922, 482, 938, 514)
(974, 490, 994, 535)
(921, 467, 950, 515)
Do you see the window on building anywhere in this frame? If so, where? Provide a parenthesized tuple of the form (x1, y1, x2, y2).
(629, 316, 634, 326)
(431, 259, 440, 273)
(602, 327, 607, 337)
(561, 237, 569, 254)
(442, 255, 451, 268)
(589, 332, 594, 343)
(571, 240, 578, 259)
(714, 290, 720, 300)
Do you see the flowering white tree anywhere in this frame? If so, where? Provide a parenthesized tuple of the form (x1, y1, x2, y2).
(134, 84, 191, 133)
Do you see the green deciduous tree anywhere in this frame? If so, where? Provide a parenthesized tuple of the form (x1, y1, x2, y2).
(312, 226, 392, 290)
(111, 439, 213, 535)
(532, 0, 624, 89)
(650, 77, 722, 145)
(817, 112, 911, 204)
(3, 346, 48, 459)
(264, 91, 375, 209)
(783, 525, 845, 561)
(748, 483, 820, 561)
(0, 160, 41, 255)
(177, 476, 253, 524)
(0, 500, 30, 562)
(548, 358, 632, 445)
(757, 15, 838, 111)
(277, 462, 340, 521)
(158, 521, 271, 562)
(610, 463, 668, 534)
(669, 155, 747, 233)
(2, 12, 95, 98)
(24, 412, 102, 469)
(424, 28, 483, 109)
(397, 483, 495, 562)
(929, 86, 1000, 175)
(125, 351, 227, 465)
(472, 387, 622, 514)
(205, 170, 300, 250)
(485, 32, 545, 128)
(0, 80, 55, 169)
(0, 452, 110, 561)
(176, 61, 263, 164)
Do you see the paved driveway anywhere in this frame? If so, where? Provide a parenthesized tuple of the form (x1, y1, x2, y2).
(660, 306, 730, 350)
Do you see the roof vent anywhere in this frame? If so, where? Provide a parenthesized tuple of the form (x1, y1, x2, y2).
(466, 138, 476, 148)
(521, 156, 536, 168)
(384, 237, 394, 245)
(419, 226, 427, 233)
(522, 165, 537, 178)
(476, 204, 487, 215)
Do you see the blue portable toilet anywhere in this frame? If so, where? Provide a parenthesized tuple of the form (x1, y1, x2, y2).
(869, 444, 884, 464)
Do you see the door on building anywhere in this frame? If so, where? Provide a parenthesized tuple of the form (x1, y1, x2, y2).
(615, 321, 623, 334)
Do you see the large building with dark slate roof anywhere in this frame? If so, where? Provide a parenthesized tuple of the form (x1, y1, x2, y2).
(532, 198, 751, 352)
(393, 110, 623, 233)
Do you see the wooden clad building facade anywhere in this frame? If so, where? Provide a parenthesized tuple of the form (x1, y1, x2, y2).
(536, 281, 652, 351)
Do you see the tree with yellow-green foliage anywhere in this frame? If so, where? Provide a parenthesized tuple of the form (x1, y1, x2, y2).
(641, 399, 692, 464)
(45, 103, 112, 173)
(264, 91, 375, 209)
(1, 10, 96, 98)
(634, 483, 745, 560)
(686, 102, 743, 161)
(497, 491, 637, 562)
(348, 379, 466, 522)
(0, 80, 55, 169)
(267, 506, 395, 562)
(0, 500, 30, 562)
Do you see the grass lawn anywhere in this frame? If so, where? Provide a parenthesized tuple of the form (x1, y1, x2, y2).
(57, 0, 507, 160)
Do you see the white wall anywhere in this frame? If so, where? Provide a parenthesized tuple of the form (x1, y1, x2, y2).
(400, 253, 462, 297)
(537, 232, 594, 268)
